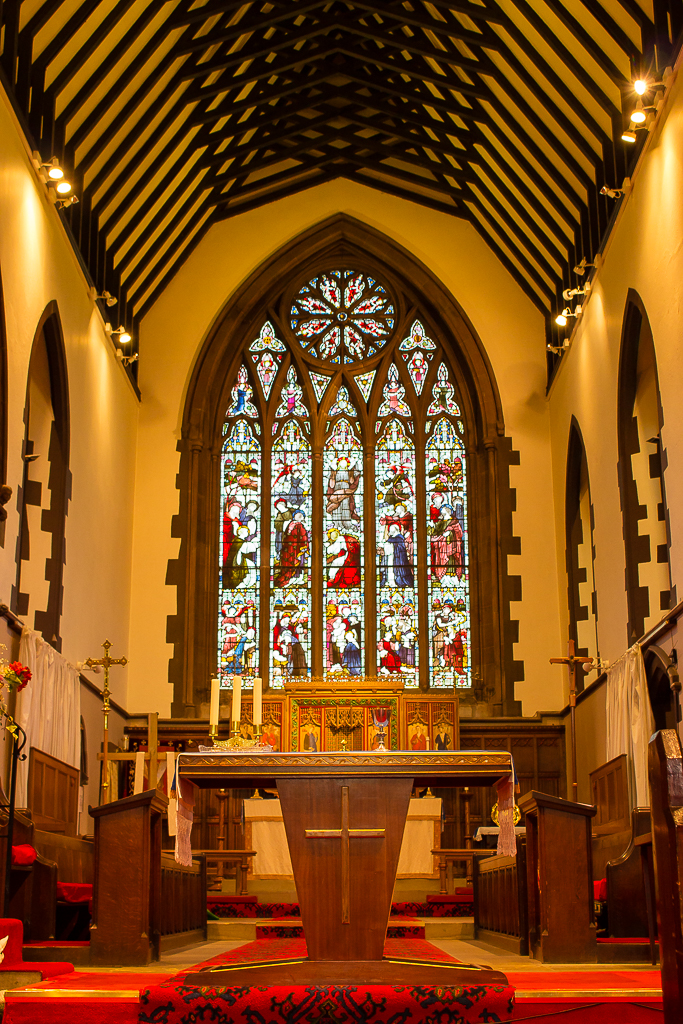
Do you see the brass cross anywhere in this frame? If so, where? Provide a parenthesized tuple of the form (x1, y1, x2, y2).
(305, 785, 385, 924)
(85, 639, 128, 803)
(550, 638, 593, 801)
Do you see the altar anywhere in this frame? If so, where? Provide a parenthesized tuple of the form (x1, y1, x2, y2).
(244, 795, 442, 879)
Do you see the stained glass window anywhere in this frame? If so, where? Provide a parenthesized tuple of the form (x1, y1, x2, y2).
(219, 419, 260, 684)
(376, 419, 418, 681)
(218, 273, 472, 691)
(323, 418, 364, 677)
(270, 419, 311, 685)
(426, 417, 470, 687)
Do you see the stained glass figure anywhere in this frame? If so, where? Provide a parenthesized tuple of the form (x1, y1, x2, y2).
(226, 365, 258, 418)
(309, 372, 331, 404)
(323, 418, 364, 678)
(219, 419, 260, 685)
(399, 320, 437, 351)
(291, 270, 395, 363)
(249, 320, 286, 353)
(378, 363, 411, 417)
(376, 419, 418, 685)
(405, 350, 430, 395)
(426, 417, 470, 688)
(354, 370, 376, 403)
(329, 385, 358, 417)
(427, 362, 461, 416)
(270, 419, 312, 685)
(255, 351, 280, 399)
(275, 365, 308, 418)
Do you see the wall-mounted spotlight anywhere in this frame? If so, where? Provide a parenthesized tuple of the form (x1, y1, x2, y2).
(555, 305, 582, 327)
(562, 284, 590, 301)
(116, 350, 139, 367)
(573, 257, 596, 276)
(547, 340, 570, 355)
(600, 185, 626, 199)
(90, 287, 117, 307)
(32, 152, 77, 203)
(621, 126, 648, 144)
(56, 194, 78, 210)
(105, 323, 132, 345)
(630, 99, 647, 124)
(634, 75, 669, 96)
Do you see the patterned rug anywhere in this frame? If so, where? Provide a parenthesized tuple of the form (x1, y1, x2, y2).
(209, 899, 473, 919)
(138, 938, 514, 1024)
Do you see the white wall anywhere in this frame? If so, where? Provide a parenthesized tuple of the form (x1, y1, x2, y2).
(131, 179, 562, 716)
(0, 86, 138, 712)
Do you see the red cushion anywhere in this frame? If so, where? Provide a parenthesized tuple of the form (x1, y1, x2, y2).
(56, 882, 93, 903)
(11, 844, 37, 866)
(593, 878, 607, 901)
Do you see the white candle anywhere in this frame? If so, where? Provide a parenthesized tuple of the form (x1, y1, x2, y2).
(209, 678, 220, 727)
(426, 737, 430, 751)
(232, 675, 242, 723)
(253, 677, 263, 726)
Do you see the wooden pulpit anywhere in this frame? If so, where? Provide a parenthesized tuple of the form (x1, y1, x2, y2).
(179, 750, 513, 985)
(89, 790, 168, 966)
(519, 790, 597, 963)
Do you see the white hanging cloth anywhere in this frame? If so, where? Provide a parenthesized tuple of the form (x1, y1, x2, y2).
(15, 626, 81, 807)
(605, 642, 654, 807)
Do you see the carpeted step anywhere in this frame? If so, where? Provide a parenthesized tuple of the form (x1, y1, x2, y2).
(391, 899, 473, 918)
(209, 898, 473, 919)
(252, 919, 427, 940)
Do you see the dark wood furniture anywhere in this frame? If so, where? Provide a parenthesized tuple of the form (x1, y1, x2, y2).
(590, 754, 634, 878)
(605, 808, 652, 938)
(90, 790, 166, 966)
(519, 790, 597, 963)
(473, 836, 528, 955)
(27, 749, 79, 836)
(179, 749, 512, 985)
(432, 848, 495, 894)
(90, 790, 207, 965)
(648, 729, 683, 1023)
(193, 848, 255, 894)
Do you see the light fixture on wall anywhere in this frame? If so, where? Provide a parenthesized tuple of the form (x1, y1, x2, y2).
(55, 194, 78, 210)
(547, 340, 570, 355)
(555, 305, 582, 327)
(573, 257, 596, 276)
(600, 183, 630, 199)
(116, 350, 139, 367)
(105, 323, 132, 345)
(621, 126, 647, 143)
(31, 152, 77, 205)
(90, 288, 117, 307)
(630, 99, 647, 124)
(562, 284, 590, 301)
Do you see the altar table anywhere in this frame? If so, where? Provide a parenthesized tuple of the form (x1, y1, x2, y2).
(244, 796, 441, 878)
(178, 750, 512, 978)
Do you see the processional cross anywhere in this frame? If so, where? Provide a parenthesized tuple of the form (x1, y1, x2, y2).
(305, 786, 385, 924)
(550, 639, 593, 802)
(85, 639, 128, 804)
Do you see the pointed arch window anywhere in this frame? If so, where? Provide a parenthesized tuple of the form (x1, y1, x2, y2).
(217, 267, 472, 690)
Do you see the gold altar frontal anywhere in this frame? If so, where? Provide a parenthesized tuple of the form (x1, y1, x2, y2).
(179, 750, 512, 987)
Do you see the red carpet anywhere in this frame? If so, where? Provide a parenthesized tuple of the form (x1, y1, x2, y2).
(139, 938, 515, 1023)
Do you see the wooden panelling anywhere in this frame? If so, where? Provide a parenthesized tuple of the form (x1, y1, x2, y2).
(474, 837, 528, 955)
(590, 755, 630, 835)
(27, 748, 79, 835)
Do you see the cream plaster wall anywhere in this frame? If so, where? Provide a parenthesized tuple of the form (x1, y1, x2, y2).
(0, 87, 138, 711)
(132, 179, 562, 717)
(547, 62, 683, 700)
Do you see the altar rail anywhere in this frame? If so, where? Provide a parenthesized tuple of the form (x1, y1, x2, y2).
(160, 852, 207, 952)
(473, 836, 528, 955)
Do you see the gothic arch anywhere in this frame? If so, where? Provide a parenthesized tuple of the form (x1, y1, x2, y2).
(617, 290, 672, 645)
(168, 215, 521, 717)
(565, 417, 599, 687)
(13, 301, 70, 651)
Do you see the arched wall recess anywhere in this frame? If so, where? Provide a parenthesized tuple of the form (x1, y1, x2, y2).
(565, 417, 599, 691)
(12, 302, 71, 651)
(617, 290, 673, 646)
(167, 215, 522, 717)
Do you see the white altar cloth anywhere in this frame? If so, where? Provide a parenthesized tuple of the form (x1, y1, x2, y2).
(244, 796, 441, 879)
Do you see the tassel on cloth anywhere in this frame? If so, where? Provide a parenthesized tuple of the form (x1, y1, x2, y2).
(174, 776, 196, 867)
(495, 767, 516, 857)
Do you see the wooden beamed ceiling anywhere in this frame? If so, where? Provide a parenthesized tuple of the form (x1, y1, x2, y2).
(1, 0, 681, 347)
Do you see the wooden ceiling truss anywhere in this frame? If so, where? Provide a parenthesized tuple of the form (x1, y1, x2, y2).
(0, 0, 682, 365)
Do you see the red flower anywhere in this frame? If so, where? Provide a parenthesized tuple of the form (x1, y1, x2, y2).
(6, 662, 31, 691)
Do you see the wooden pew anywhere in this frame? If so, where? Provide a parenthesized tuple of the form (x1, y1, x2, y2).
(590, 755, 634, 878)
(648, 729, 683, 1023)
(160, 852, 207, 952)
(473, 836, 528, 955)
(605, 808, 651, 938)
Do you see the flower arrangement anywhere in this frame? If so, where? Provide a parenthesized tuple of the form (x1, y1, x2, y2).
(0, 645, 31, 740)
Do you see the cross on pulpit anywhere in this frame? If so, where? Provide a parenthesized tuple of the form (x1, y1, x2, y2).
(85, 639, 127, 803)
(305, 785, 385, 924)
(550, 638, 594, 802)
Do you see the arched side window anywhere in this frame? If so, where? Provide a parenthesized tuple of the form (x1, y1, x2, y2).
(170, 217, 521, 716)
(12, 304, 70, 651)
(218, 275, 471, 690)
(565, 420, 598, 689)
(618, 293, 672, 644)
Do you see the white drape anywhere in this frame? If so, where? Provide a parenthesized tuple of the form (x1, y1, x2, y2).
(605, 643, 653, 807)
(15, 627, 81, 806)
